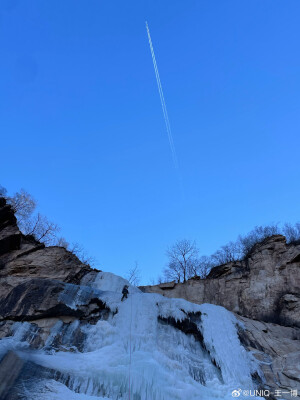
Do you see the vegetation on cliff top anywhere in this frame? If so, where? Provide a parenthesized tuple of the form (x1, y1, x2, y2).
(1, 184, 299, 284)
(0, 185, 96, 267)
(163, 223, 300, 283)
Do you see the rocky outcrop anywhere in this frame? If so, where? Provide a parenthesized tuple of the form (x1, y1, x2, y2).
(0, 197, 21, 257)
(0, 197, 99, 326)
(238, 316, 300, 398)
(0, 196, 299, 399)
(141, 235, 300, 328)
(141, 236, 300, 397)
(0, 198, 113, 399)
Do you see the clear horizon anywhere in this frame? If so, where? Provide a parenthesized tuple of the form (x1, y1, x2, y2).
(1, 0, 300, 284)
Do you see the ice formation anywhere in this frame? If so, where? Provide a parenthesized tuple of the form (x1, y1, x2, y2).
(0, 271, 262, 399)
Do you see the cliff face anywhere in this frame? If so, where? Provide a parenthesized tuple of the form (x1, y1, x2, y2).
(141, 235, 300, 328)
(0, 197, 299, 399)
(0, 197, 99, 326)
(140, 236, 300, 397)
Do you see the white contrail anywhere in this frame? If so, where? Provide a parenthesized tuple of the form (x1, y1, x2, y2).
(146, 21, 179, 169)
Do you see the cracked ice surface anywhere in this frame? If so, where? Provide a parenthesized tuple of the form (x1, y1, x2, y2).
(2, 272, 261, 399)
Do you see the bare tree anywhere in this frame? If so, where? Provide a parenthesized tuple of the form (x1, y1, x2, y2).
(69, 242, 96, 267)
(198, 256, 214, 279)
(23, 213, 60, 245)
(211, 241, 240, 265)
(165, 239, 200, 283)
(0, 185, 7, 197)
(55, 236, 70, 249)
(1, 187, 97, 266)
(127, 261, 141, 286)
(164, 260, 182, 283)
(148, 277, 157, 286)
(4, 189, 60, 246)
(8, 189, 36, 224)
(282, 223, 300, 244)
(238, 224, 280, 258)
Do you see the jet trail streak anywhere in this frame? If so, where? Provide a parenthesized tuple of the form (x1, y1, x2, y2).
(146, 22, 178, 169)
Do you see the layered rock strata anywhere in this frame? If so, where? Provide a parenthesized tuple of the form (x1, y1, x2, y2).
(0, 197, 299, 399)
(141, 235, 300, 328)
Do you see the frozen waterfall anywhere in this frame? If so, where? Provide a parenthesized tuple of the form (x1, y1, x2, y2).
(0, 271, 262, 400)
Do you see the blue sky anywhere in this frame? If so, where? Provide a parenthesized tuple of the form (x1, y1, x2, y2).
(1, 0, 300, 284)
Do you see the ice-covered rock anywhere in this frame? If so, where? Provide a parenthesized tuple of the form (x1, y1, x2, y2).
(0, 197, 298, 399)
(0, 271, 262, 400)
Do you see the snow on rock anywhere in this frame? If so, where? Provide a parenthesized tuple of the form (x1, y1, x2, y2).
(1, 272, 262, 399)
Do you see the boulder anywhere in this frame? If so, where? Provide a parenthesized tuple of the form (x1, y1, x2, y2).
(237, 315, 300, 396)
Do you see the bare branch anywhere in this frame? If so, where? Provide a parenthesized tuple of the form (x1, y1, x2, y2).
(165, 239, 200, 283)
(0, 185, 7, 197)
(23, 213, 60, 245)
(69, 242, 96, 267)
(127, 261, 141, 286)
(7, 189, 36, 224)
